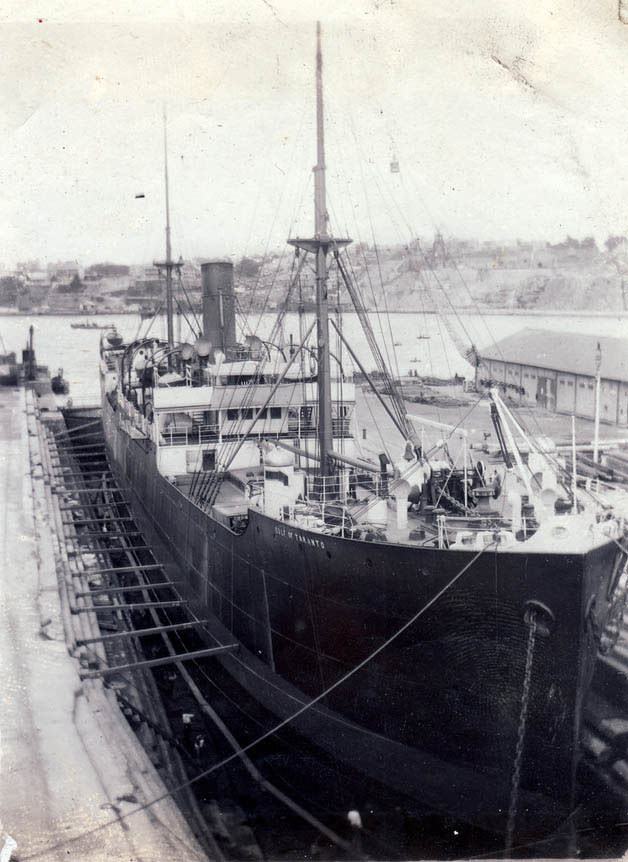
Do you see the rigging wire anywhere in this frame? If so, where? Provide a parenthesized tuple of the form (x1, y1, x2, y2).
(213, 255, 305, 472)
(326, 94, 404, 390)
(360, 390, 394, 464)
(239, 101, 312, 326)
(175, 269, 202, 337)
(133, 300, 165, 344)
(324, 91, 469, 444)
(135, 605, 392, 855)
(385, 154, 569, 449)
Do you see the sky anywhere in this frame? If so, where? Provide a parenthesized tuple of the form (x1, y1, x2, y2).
(1, 0, 628, 268)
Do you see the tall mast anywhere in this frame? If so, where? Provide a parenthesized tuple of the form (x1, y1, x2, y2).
(314, 21, 328, 239)
(163, 108, 174, 351)
(154, 108, 182, 364)
(288, 22, 351, 479)
(314, 21, 333, 476)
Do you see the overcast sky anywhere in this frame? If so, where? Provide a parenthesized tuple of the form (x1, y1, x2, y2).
(1, 0, 628, 268)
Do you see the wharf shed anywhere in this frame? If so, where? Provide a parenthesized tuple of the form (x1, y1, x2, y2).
(477, 329, 628, 426)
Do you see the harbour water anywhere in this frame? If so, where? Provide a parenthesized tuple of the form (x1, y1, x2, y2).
(2, 310, 627, 404)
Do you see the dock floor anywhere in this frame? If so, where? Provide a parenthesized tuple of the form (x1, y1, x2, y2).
(0, 386, 207, 862)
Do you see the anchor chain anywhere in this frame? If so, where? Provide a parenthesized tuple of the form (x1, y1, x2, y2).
(433, 482, 476, 515)
(600, 558, 628, 655)
(504, 607, 538, 858)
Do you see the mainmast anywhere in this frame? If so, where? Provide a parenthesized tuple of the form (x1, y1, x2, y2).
(314, 21, 327, 239)
(154, 108, 182, 363)
(288, 22, 351, 477)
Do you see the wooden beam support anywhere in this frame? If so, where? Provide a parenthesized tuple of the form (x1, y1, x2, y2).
(56, 487, 126, 495)
(73, 599, 187, 614)
(53, 418, 101, 437)
(77, 564, 165, 576)
(75, 581, 177, 598)
(58, 503, 124, 512)
(53, 472, 113, 480)
(55, 480, 113, 488)
(69, 531, 145, 540)
(80, 644, 238, 678)
(55, 488, 128, 499)
(62, 452, 108, 459)
(54, 429, 105, 441)
(55, 440, 105, 452)
(70, 544, 154, 554)
(53, 470, 113, 478)
(62, 517, 135, 527)
(76, 619, 209, 645)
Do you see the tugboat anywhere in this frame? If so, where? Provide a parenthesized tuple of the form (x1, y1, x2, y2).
(0, 332, 18, 386)
(98, 23, 628, 854)
(51, 367, 69, 395)
(71, 319, 113, 329)
(106, 327, 123, 349)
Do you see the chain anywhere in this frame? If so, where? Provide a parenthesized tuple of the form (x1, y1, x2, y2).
(504, 608, 537, 858)
(433, 482, 476, 515)
(600, 559, 628, 655)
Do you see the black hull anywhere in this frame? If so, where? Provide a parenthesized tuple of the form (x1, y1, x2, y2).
(101, 396, 619, 841)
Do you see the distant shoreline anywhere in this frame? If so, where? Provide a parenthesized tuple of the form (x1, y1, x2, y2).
(2, 307, 628, 319)
(379, 308, 628, 318)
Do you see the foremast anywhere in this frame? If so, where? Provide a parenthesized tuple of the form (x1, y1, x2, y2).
(288, 21, 351, 477)
(154, 108, 183, 364)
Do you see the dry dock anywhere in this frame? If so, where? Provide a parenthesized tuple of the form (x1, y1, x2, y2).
(0, 384, 208, 862)
(5, 373, 628, 860)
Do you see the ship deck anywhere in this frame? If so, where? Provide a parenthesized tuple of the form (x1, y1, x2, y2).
(168, 465, 446, 547)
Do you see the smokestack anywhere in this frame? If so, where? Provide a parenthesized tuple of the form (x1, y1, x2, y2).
(201, 260, 236, 359)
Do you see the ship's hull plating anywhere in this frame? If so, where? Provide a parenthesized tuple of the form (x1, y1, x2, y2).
(101, 395, 620, 840)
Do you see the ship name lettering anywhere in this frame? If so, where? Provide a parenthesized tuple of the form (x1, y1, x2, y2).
(273, 526, 326, 551)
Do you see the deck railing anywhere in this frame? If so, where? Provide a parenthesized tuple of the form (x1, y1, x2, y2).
(162, 424, 221, 446)
(160, 422, 354, 447)
(306, 472, 383, 504)
(287, 418, 351, 436)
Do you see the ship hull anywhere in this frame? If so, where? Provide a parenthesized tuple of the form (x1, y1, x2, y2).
(100, 394, 620, 841)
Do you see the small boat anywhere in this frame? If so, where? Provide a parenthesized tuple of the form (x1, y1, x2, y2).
(409, 357, 420, 363)
(417, 334, 430, 340)
(106, 327, 124, 348)
(0, 351, 18, 386)
(51, 367, 69, 394)
(71, 320, 113, 330)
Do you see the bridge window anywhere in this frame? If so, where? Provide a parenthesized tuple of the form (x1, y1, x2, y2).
(270, 407, 282, 419)
(227, 408, 239, 421)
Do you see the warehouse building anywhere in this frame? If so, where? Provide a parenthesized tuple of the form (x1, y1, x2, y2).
(477, 329, 628, 426)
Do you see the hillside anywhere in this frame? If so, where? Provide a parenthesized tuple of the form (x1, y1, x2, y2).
(3, 236, 627, 315)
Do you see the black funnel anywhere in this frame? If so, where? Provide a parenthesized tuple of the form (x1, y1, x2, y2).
(201, 260, 236, 359)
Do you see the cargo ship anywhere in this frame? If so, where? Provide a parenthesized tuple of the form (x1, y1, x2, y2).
(98, 23, 628, 852)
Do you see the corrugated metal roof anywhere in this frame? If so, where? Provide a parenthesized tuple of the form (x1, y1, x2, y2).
(479, 329, 628, 381)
